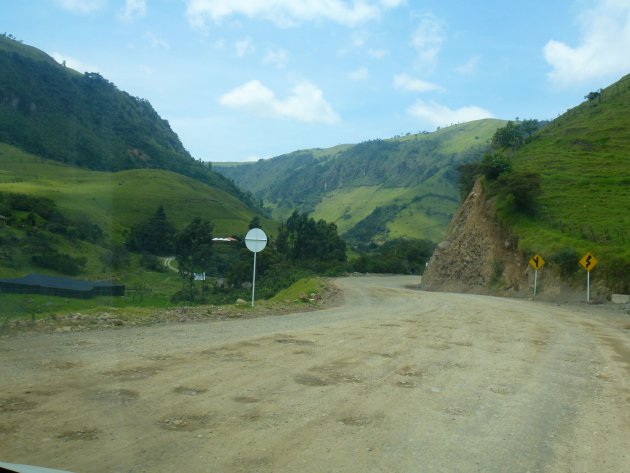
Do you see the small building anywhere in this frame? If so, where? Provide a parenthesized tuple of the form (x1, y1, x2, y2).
(0, 274, 125, 299)
(0, 215, 7, 225)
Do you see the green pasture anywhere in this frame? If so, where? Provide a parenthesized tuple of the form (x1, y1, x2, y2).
(0, 143, 269, 241)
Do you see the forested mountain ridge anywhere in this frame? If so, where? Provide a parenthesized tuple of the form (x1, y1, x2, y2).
(0, 34, 254, 207)
(215, 119, 506, 243)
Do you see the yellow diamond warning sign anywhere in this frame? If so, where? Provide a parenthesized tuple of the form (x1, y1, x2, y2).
(528, 255, 545, 270)
(579, 252, 598, 272)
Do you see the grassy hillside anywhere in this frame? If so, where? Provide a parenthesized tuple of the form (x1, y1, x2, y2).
(0, 143, 271, 280)
(490, 74, 630, 286)
(215, 119, 505, 243)
(0, 35, 255, 208)
(0, 144, 264, 238)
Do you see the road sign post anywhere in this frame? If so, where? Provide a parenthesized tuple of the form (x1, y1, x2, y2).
(528, 254, 545, 297)
(578, 252, 598, 303)
(245, 228, 267, 307)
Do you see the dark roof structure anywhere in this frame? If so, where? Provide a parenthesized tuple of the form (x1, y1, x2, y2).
(0, 274, 125, 299)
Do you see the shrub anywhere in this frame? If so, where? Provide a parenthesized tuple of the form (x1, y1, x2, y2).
(32, 251, 87, 275)
(550, 248, 580, 278)
(493, 171, 541, 215)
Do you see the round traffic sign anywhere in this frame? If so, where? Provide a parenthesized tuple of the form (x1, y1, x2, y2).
(245, 228, 267, 253)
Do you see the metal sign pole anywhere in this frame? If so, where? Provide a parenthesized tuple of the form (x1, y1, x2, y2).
(245, 228, 267, 309)
(251, 251, 257, 307)
(528, 255, 544, 297)
(586, 271, 590, 303)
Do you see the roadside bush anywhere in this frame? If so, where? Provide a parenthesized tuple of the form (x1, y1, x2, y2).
(492, 171, 541, 215)
(549, 248, 580, 278)
(32, 251, 87, 275)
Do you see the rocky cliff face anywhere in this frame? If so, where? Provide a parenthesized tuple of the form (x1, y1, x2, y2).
(420, 179, 526, 295)
(420, 179, 611, 303)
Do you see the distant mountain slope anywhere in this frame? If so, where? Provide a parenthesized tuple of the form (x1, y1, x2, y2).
(0, 35, 253, 207)
(215, 119, 506, 243)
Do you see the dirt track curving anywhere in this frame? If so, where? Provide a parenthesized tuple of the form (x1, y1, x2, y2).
(1, 276, 629, 472)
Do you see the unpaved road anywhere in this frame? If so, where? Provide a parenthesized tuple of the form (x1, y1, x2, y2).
(1, 276, 629, 473)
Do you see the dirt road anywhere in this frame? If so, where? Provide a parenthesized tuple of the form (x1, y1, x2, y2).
(1, 276, 629, 473)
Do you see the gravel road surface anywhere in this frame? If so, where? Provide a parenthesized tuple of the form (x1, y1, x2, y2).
(1, 276, 628, 472)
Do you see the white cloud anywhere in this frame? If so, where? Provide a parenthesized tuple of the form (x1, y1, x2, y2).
(263, 48, 289, 68)
(118, 0, 147, 21)
(380, 0, 405, 7)
(544, 0, 630, 87)
(235, 37, 255, 57)
(185, 0, 402, 28)
(57, 0, 106, 14)
(393, 73, 443, 92)
(219, 80, 340, 124)
(368, 48, 389, 59)
(145, 32, 170, 50)
(456, 55, 480, 75)
(407, 100, 493, 127)
(411, 13, 446, 67)
(349, 67, 369, 81)
(52, 52, 101, 73)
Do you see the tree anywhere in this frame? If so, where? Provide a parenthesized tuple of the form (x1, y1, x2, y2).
(174, 218, 214, 297)
(277, 211, 346, 263)
(126, 205, 176, 255)
(248, 215, 262, 230)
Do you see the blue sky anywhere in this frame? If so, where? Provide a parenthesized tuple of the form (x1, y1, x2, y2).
(5, 0, 630, 161)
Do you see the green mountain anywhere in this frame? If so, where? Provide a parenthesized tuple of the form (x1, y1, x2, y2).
(0, 143, 267, 278)
(500, 74, 630, 278)
(0, 36, 267, 279)
(423, 73, 630, 296)
(215, 119, 506, 243)
(0, 34, 253, 207)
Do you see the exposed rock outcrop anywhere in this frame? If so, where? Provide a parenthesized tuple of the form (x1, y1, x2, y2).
(421, 179, 525, 294)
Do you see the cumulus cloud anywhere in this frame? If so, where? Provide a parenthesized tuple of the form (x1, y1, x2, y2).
(263, 48, 289, 68)
(407, 100, 493, 127)
(145, 32, 170, 50)
(456, 55, 480, 75)
(368, 48, 389, 59)
(57, 0, 106, 14)
(52, 52, 101, 73)
(348, 67, 369, 81)
(219, 80, 340, 124)
(544, 0, 630, 87)
(393, 73, 443, 92)
(235, 37, 255, 57)
(411, 13, 446, 67)
(185, 0, 402, 28)
(118, 0, 147, 21)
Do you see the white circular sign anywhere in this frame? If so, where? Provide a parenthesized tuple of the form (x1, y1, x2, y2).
(245, 228, 267, 253)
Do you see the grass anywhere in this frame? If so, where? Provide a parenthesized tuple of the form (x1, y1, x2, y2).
(501, 74, 630, 279)
(0, 270, 181, 324)
(311, 168, 458, 242)
(270, 277, 326, 303)
(0, 143, 272, 241)
(214, 119, 505, 244)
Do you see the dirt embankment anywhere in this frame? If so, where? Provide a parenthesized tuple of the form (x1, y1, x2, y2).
(420, 180, 609, 303)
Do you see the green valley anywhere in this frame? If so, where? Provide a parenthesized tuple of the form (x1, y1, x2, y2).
(215, 118, 506, 243)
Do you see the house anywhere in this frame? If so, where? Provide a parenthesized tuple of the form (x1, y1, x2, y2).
(0, 274, 125, 299)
